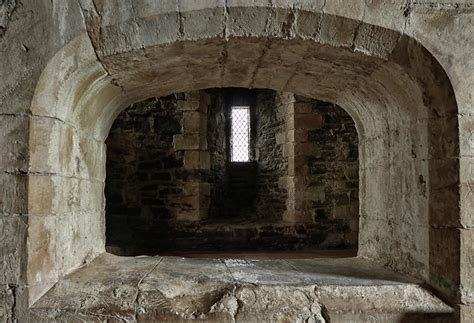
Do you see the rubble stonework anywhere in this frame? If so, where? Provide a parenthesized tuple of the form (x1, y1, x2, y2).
(106, 89, 358, 255)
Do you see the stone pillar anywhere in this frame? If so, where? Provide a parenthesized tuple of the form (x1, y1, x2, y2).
(173, 91, 211, 221)
(279, 95, 323, 223)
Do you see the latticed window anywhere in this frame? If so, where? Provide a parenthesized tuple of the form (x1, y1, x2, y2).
(231, 106, 250, 162)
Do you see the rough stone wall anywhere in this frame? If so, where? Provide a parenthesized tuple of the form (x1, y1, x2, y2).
(206, 89, 291, 222)
(106, 92, 212, 255)
(255, 90, 288, 220)
(206, 90, 228, 219)
(278, 94, 359, 247)
(173, 91, 211, 222)
(106, 95, 185, 254)
(302, 97, 359, 247)
(206, 88, 289, 221)
(106, 89, 358, 253)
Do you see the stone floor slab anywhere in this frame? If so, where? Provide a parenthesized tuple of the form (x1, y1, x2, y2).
(30, 253, 454, 322)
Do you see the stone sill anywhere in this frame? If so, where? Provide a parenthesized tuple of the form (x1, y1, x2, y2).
(30, 253, 453, 322)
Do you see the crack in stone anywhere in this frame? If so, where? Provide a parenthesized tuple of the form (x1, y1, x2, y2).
(219, 258, 237, 283)
(282, 259, 319, 285)
(82, 310, 127, 322)
(1, 110, 107, 144)
(137, 257, 163, 288)
(177, 10, 184, 40)
(351, 0, 368, 52)
(281, 44, 312, 92)
(29, 113, 108, 144)
(219, 41, 229, 88)
(282, 6, 296, 39)
(0, 112, 29, 118)
(7, 284, 17, 322)
(219, 0, 229, 87)
(317, 0, 327, 38)
(129, 0, 136, 16)
(403, 0, 414, 18)
(1, 170, 104, 186)
(264, 0, 274, 35)
(133, 257, 164, 319)
(400, 0, 413, 40)
(28, 112, 70, 126)
(223, 0, 229, 40)
(412, 1, 474, 11)
(249, 40, 272, 89)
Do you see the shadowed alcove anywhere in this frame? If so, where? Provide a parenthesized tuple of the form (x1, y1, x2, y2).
(105, 88, 359, 256)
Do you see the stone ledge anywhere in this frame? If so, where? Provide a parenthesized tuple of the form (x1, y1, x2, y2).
(30, 253, 453, 322)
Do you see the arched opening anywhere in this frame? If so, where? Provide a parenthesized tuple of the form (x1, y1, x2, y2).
(105, 89, 359, 256)
(24, 4, 462, 320)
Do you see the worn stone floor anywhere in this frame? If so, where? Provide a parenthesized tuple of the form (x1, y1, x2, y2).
(30, 253, 453, 322)
(160, 249, 358, 259)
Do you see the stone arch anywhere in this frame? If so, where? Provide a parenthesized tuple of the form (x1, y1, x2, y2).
(26, 3, 460, 310)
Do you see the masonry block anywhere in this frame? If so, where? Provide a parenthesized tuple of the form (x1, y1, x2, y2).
(184, 151, 210, 170)
(174, 134, 207, 150)
(460, 304, 474, 323)
(275, 132, 285, 145)
(183, 182, 211, 196)
(294, 102, 312, 114)
(177, 100, 200, 111)
(0, 115, 28, 172)
(26, 216, 58, 304)
(295, 113, 323, 129)
(0, 217, 27, 285)
(0, 174, 27, 215)
(183, 111, 207, 134)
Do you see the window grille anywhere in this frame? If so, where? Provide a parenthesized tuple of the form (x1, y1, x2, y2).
(231, 106, 250, 162)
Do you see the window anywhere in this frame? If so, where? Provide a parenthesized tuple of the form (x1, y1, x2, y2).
(231, 106, 250, 162)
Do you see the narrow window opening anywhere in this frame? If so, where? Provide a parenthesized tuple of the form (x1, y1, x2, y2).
(231, 106, 251, 162)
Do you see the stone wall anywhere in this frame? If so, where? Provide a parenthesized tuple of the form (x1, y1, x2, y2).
(106, 95, 185, 254)
(206, 90, 229, 219)
(106, 89, 359, 254)
(173, 91, 211, 222)
(207, 89, 289, 221)
(300, 97, 359, 247)
(106, 92, 213, 254)
(279, 94, 359, 247)
(255, 90, 288, 220)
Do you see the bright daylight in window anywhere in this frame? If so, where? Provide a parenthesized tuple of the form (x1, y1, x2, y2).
(231, 106, 250, 162)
